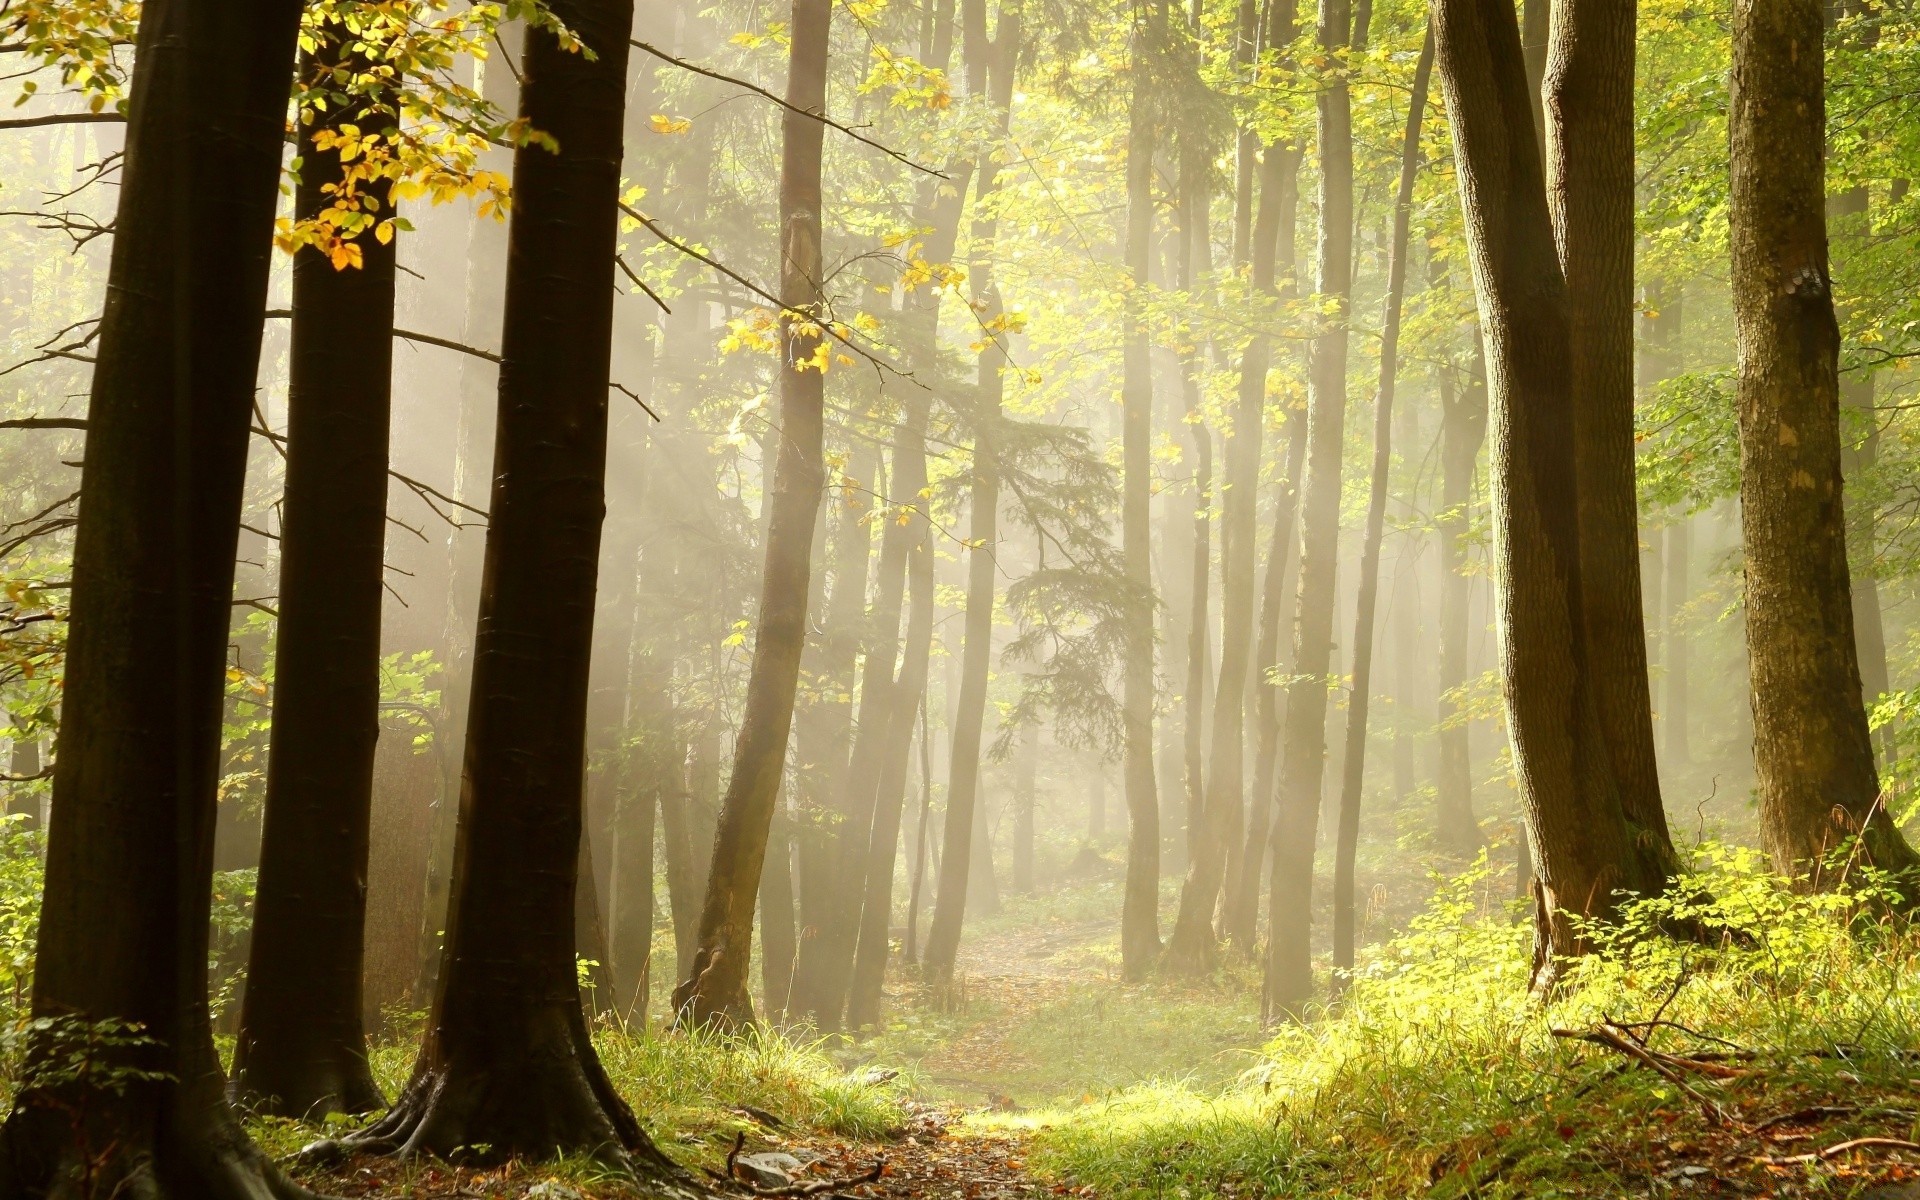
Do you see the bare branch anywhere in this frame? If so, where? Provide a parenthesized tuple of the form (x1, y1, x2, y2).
(0, 111, 125, 132)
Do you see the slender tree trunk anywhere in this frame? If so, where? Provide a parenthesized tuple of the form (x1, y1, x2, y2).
(904, 702, 933, 964)
(612, 747, 657, 1023)
(1116, 5, 1166, 982)
(1431, 0, 1662, 988)
(5, 736, 37, 831)
(232, 23, 395, 1121)
(674, 0, 833, 1027)
(1331, 29, 1432, 982)
(1012, 728, 1038, 893)
(1664, 510, 1690, 766)
(759, 797, 798, 1022)
(1729, 0, 1919, 885)
(787, 448, 877, 1028)
(1436, 331, 1488, 855)
(0, 3, 312, 1195)
(924, 0, 1021, 984)
(1546, 0, 1679, 884)
(341, 0, 692, 1166)
(846, 505, 936, 1028)
(1165, 77, 1293, 974)
(1267, 0, 1354, 1014)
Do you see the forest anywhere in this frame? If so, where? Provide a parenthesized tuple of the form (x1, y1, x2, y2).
(0, 0, 1918, 1194)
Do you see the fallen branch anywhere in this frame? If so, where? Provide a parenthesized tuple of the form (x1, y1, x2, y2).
(1769, 1136, 1920, 1164)
(1551, 1024, 1728, 1124)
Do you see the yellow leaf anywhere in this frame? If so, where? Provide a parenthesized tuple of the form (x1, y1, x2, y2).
(649, 113, 692, 136)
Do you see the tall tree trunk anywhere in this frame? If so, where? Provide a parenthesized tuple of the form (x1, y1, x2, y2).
(924, 0, 1021, 984)
(1267, 0, 1354, 1014)
(787, 448, 877, 1028)
(1435, 330, 1489, 855)
(846, 503, 937, 1028)
(1664, 510, 1690, 766)
(1116, 3, 1166, 982)
(1331, 29, 1432, 982)
(611, 740, 657, 1023)
(1012, 727, 1038, 893)
(1165, 73, 1293, 974)
(6, 735, 38, 831)
(0, 2, 311, 1194)
(1430, 0, 1661, 989)
(345, 2, 689, 1168)
(1546, 0, 1679, 885)
(232, 20, 395, 1121)
(759, 796, 798, 1022)
(1729, 0, 1919, 885)
(673, 0, 833, 1027)
(904, 702, 934, 964)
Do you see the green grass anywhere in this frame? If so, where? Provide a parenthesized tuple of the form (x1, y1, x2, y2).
(1013, 848, 1920, 1198)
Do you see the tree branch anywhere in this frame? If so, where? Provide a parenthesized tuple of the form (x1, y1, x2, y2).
(0, 111, 125, 132)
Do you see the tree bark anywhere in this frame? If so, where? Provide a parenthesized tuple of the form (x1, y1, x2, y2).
(335, 4, 693, 1169)
(1729, 0, 1919, 885)
(673, 0, 833, 1027)
(1267, 0, 1354, 1014)
(1117, 4, 1166, 982)
(0, 2, 311, 1195)
(924, 0, 1021, 984)
(232, 20, 396, 1121)
(1331, 29, 1432, 983)
(1430, 0, 1662, 988)
(1545, 0, 1679, 885)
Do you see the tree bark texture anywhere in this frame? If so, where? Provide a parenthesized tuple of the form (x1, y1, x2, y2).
(1545, 0, 1679, 885)
(1431, 0, 1664, 987)
(339, 5, 691, 1170)
(1729, 0, 1919, 885)
(0, 2, 310, 1195)
(231, 20, 395, 1122)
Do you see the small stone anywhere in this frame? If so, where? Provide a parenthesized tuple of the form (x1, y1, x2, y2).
(736, 1151, 807, 1189)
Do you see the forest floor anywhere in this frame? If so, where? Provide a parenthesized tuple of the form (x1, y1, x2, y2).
(277, 864, 1920, 1199)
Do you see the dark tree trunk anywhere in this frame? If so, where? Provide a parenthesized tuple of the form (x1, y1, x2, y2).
(924, 0, 1021, 984)
(1436, 332, 1489, 855)
(1118, 4, 1165, 982)
(1546, 0, 1679, 885)
(1267, 0, 1354, 1015)
(0, 2, 310, 1195)
(336, 3, 688, 1168)
(1430, 0, 1661, 988)
(231, 20, 396, 1122)
(1331, 30, 1432, 983)
(673, 0, 833, 1027)
(1729, 0, 1920, 885)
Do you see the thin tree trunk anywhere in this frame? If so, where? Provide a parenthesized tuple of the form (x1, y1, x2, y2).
(1430, 0, 1661, 989)
(1165, 74, 1293, 974)
(612, 746, 657, 1024)
(1267, 0, 1354, 1015)
(759, 795, 798, 1022)
(924, 0, 1021, 984)
(0, 3, 311, 1194)
(1546, 0, 1679, 885)
(673, 0, 833, 1027)
(1118, 3, 1166, 982)
(1331, 29, 1432, 983)
(1013, 728, 1038, 892)
(1436, 330, 1488, 855)
(787, 447, 877, 1028)
(6, 736, 38, 831)
(904, 701, 933, 964)
(1664, 510, 1690, 765)
(1729, 0, 1920, 885)
(846, 503, 936, 1028)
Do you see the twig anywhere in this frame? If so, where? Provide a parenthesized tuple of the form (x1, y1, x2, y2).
(610, 381, 660, 422)
(738, 1159, 886, 1198)
(0, 112, 125, 132)
(0, 417, 86, 431)
(1770, 1136, 1920, 1164)
(615, 253, 673, 313)
(630, 37, 943, 177)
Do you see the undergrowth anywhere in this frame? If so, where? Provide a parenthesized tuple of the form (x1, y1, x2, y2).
(1017, 846, 1920, 1198)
